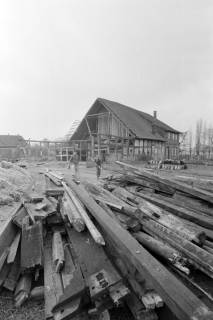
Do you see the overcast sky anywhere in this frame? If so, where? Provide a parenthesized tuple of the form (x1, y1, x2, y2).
(0, 0, 212, 140)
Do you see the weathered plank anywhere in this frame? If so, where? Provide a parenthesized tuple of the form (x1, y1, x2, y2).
(45, 172, 62, 187)
(67, 180, 213, 320)
(61, 244, 75, 289)
(63, 193, 85, 232)
(0, 203, 21, 256)
(45, 188, 64, 197)
(21, 217, 43, 271)
(136, 192, 213, 230)
(126, 293, 158, 320)
(0, 262, 11, 287)
(114, 186, 205, 244)
(14, 273, 32, 307)
(4, 248, 21, 291)
(116, 161, 213, 205)
(7, 231, 21, 264)
(134, 232, 189, 274)
(52, 231, 64, 273)
(141, 219, 213, 278)
(12, 206, 28, 228)
(44, 234, 63, 319)
(64, 183, 105, 245)
(0, 249, 9, 272)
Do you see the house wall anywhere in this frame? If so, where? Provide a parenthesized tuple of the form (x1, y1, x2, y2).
(98, 114, 129, 138)
(134, 139, 165, 161)
(165, 132, 180, 159)
(73, 106, 180, 161)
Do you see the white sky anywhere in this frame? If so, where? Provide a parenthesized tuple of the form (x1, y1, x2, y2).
(0, 0, 212, 139)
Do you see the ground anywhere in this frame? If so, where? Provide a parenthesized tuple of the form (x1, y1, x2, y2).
(0, 160, 213, 319)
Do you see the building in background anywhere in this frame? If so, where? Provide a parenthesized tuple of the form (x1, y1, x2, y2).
(69, 98, 180, 161)
(0, 135, 27, 161)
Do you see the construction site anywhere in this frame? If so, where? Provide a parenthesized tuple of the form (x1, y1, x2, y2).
(1, 97, 213, 320)
(1, 0, 213, 318)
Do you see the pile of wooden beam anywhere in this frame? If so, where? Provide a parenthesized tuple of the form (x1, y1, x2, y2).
(1, 167, 213, 320)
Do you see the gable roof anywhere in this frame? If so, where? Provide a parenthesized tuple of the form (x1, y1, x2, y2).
(98, 98, 179, 138)
(71, 98, 180, 141)
(0, 135, 26, 148)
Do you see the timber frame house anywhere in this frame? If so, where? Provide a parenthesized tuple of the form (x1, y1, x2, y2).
(69, 98, 180, 161)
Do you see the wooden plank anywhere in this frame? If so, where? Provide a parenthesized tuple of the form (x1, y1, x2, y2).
(12, 206, 28, 228)
(21, 217, 43, 271)
(63, 184, 105, 245)
(45, 172, 62, 187)
(23, 202, 35, 223)
(66, 227, 119, 280)
(0, 262, 11, 287)
(126, 293, 158, 320)
(4, 248, 21, 291)
(29, 193, 44, 203)
(134, 232, 189, 274)
(46, 212, 64, 226)
(63, 193, 85, 232)
(61, 244, 75, 289)
(116, 161, 213, 205)
(124, 174, 175, 195)
(67, 179, 213, 320)
(136, 192, 213, 230)
(14, 273, 32, 307)
(0, 248, 9, 272)
(66, 226, 127, 307)
(45, 188, 64, 197)
(44, 234, 63, 319)
(141, 219, 213, 278)
(30, 286, 44, 300)
(0, 203, 21, 256)
(7, 231, 21, 264)
(52, 231, 64, 272)
(113, 186, 205, 244)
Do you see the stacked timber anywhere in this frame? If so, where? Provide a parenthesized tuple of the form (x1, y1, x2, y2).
(0, 171, 132, 320)
(65, 179, 213, 320)
(2, 168, 213, 320)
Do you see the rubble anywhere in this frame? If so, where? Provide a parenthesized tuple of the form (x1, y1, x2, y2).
(0, 161, 32, 205)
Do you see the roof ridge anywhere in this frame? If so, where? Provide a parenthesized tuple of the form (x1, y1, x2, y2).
(97, 97, 179, 133)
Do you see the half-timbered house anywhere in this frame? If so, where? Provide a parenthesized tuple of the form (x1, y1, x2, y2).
(70, 98, 180, 161)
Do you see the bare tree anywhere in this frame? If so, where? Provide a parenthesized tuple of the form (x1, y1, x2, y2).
(195, 119, 203, 156)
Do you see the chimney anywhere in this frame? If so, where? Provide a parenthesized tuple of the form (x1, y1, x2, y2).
(153, 110, 157, 119)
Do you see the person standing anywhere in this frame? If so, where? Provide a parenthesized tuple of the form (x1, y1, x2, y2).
(72, 151, 80, 180)
(95, 157, 102, 180)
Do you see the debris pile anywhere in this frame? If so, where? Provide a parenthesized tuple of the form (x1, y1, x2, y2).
(1, 165, 213, 320)
(147, 159, 187, 170)
(0, 161, 32, 205)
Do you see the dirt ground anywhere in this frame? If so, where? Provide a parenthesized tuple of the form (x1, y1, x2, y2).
(1, 160, 213, 319)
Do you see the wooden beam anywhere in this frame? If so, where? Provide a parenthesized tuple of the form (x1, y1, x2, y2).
(66, 180, 213, 320)
(4, 249, 21, 291)
(63, 183, 105, 245)
(136, 192, 213, 230)
(44, 234, 63, 319)
(21, 217, 43, 271)
(85, 117, 92, 138)
(116, 161, 213, 205)
(7, 231, 21, 264)
(52, 232, 65, 273)
(0, 203, 21, 256)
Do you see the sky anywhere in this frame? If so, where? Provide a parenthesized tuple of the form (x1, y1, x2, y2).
(0, 0, 212, 140)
